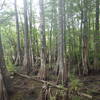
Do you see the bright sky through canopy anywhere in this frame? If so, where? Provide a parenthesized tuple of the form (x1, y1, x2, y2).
(0, 0, 40, 28)
(16, 0, 39, 9)
(0, 0, 39, 13)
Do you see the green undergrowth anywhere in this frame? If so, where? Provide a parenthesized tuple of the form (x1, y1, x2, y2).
(10, 91, 24, 100)
(6, 57, 15, 72)
(69, 74, 83, 91)
(72, 96, 81, 100)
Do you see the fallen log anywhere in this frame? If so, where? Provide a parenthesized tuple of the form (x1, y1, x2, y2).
(14, 72, 68, 91)
(13, 72, 92, 99)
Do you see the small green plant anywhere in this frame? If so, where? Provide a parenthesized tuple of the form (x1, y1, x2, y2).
(70, 74, 83, 91)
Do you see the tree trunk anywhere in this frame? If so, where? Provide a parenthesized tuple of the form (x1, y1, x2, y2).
(57, 0, 68, 85)
(82, 0, 89, 75)
(29, 0, 34, 67)
(57, 0, 68, 99)
(23, 0, 31, 74)
(49, 27, 52, 69)
(38, 0, 47, 80)
(0, 30, 8, 100)
(94, 0, 100, 71)
(14, 0, 21, 66)
(79, 3, 83, 75)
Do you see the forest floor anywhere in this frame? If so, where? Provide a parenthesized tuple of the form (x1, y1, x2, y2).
(80, 74, 100, 100)
(8, 73, 100, 100)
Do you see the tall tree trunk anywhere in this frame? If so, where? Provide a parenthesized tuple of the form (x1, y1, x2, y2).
(94, 0, 100, 71)
(78, 0, 83, 76)
(23, 0, 30, 74)
(63, 0, 68, 87)
(0, 30, 8, 100)
(78, 7, 83, 76)
(57, 0, 64, 83)
(14, 0, 21, 66)
(57, 2, 68, 98)
(49, 26, 52, 69)
(29, 0, 34, 67)
(82, 0, 89, 75)
(38, 0, 47, 80)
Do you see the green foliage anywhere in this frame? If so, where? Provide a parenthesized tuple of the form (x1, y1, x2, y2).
(50, 96, 56, 100)
(6, 57, 15, 72)
(72, 96, 81, 100)
(70, 74, 83, 91)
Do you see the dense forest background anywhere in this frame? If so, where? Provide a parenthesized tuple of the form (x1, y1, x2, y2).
(0, 0, 100, 100)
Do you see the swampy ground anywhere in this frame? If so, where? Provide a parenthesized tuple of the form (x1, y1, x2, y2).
(8, 73, 100, 100)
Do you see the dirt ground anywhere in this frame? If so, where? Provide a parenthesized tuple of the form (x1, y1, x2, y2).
(8, 74, 100, 100)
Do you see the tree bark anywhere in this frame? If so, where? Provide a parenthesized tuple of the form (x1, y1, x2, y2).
(38, 0, 47, 80)
(23, 0, 31, 74)
(94, 0, 100, 71)
(29, 0, 34, 67)
(82, 0, 89, 75)
(14, 0, 21, 66)
(57, 0, 68, 86)
(57, 0, 68, 99)
(0, 30, 8, 100)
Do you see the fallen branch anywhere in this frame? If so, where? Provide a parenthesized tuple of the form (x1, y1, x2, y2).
(13, 86, 41, 90)
(14, 72, 68, 91)
(13, 72, 92, 99)
(77, 92, 92, 99)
